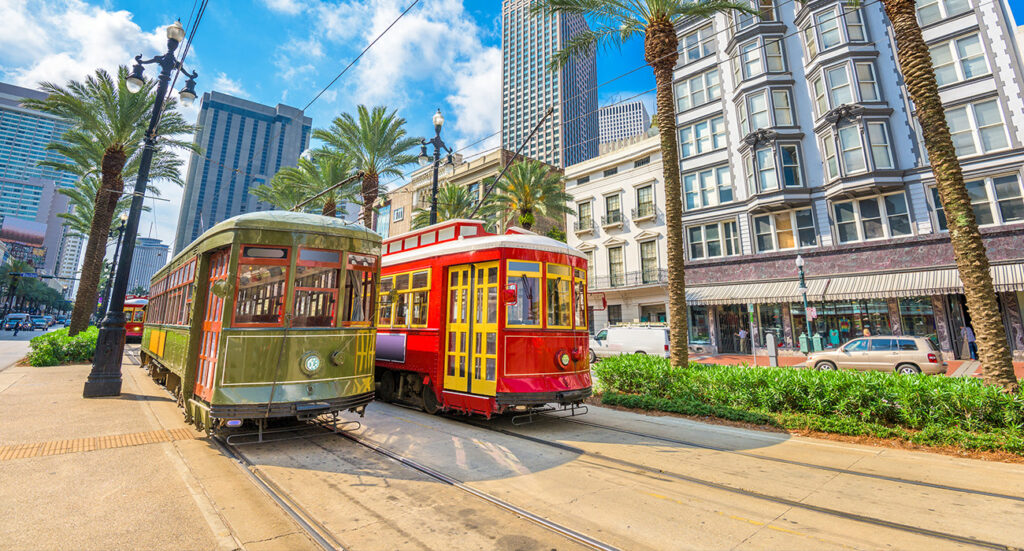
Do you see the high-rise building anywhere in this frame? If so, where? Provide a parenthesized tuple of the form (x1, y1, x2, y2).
(568, 0, 1024, 363)
(0, 82, 83, 288)
(598, 101, 650, 145)
(501, 0, 597, 168)
(127, 237, 168, 293)
(173, 91, 311, 254)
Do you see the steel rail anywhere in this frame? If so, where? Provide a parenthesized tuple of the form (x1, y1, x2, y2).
(212, 436, 346, 551)
(333, 428, 620, 551)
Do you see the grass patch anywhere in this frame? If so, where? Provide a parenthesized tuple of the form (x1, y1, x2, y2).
(26, 327, 99, 367)
(594, 355, 1024, 454)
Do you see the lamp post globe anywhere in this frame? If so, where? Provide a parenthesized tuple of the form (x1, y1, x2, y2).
(417, 143, 429, 166)
(126, 63, 146, 93)
(166, 20, 186, 42)
(432, 109, 444, 131)
(795, 255, 804, 268)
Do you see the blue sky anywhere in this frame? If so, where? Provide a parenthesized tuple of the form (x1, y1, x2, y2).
(0, 0, 1021, 244)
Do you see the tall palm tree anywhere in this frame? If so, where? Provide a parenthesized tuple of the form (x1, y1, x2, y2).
(534, 0, 752, 368)
(487, 159, 573, 231)
(411, 181, 489, 228)
(314, 106, 420, 227)
(57, 176, 155, 239)
(23, 67, 196, 335)
(254, 153, 359, 217)
(879, 0, 1016, 391)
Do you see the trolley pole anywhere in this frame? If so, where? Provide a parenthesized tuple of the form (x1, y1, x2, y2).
(84, 21, 198, 397)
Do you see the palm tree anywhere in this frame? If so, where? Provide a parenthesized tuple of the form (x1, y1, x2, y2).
(411, 182, 487, 228)
(878, 1, 1016, 391)
(57, 176, 154, 239)
(23, 67, 195, 335)
(254, 153, 359, 216)
(314, 106, 420, 227)
(533, 1, 760, 368)
(486, 160, 573, 232)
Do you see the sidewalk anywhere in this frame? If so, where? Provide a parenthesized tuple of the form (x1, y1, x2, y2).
(0, 349, 318, 551)
(693, 353, 1024, 377)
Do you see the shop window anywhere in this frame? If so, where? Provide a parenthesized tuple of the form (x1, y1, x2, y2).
(342, 253, 377, 325)
(292, 248, 342, 328)
(507, 260, 541, 327)
(234, 247, 289, 326)
(546, 263, 572, 329)
(758, 304, 784, 347)
(688, 306, 711, 344)
(899, 297, 937, 345)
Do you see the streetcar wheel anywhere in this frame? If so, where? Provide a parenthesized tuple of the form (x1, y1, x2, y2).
(378, 371, 396, 403)
(422, 384, 441, 415)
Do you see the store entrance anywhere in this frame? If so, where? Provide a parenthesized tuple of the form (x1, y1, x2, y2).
(717, 304, 749, 353)
(640, 304, 666, 323)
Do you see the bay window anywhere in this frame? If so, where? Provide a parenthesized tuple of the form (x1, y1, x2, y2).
(930, 34, 987, 86)
(753, 208, 816, 252)
(688, 220, 741, 259)
(814, 61, 882, 115)
(822, 136, 839, 179)
(855, 63, 879, 101)
(772, 90, 793, 125)
(867, 122, 894, 169)
(945, 99, 1008, 157)
(806, 5, 866, 53)
(739, 89, 792, 134)
(675, 68, 720, 111)
(816, 9, 842, 49)
(747, 143, 803, 193)
(826, 65, 854, 106)
(838, 125, 866, 173)
(832, 193, 913, 243)
(739, 41, 763, 79)
(734, 37, 786, 82)
(736, 0, 775, 29)
(684, 165, 732, 210)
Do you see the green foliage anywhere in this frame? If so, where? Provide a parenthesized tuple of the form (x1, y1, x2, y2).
(486, 160, 572, 230)
(411, 181, 489, 229)
(26, 327, 99, 367)
(0, 261, 68, 312)
(594, 355, 1024, 453)
(255, 152, 359, 216)
(546, 227, 567, 242)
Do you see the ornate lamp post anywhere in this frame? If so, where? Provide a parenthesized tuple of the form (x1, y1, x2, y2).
(83, 20, 198, 398)
(416, 109, 454, 225)
(796, 255, 813, 352)
(98, 211, 129, 318)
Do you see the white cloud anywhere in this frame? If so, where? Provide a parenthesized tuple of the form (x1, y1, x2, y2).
(263, 0, 305, 15)
(446, 46, 501, 152)
(212, 72, 249, 98)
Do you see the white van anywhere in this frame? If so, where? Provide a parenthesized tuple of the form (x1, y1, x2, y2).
(590, 325, 670, 361)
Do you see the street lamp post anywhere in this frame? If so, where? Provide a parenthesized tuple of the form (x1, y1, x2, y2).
(417, 109, 454, 226)
(796, 255, 813, 352)
(99, 212, 129, 318)
(83, 20, 198, 398)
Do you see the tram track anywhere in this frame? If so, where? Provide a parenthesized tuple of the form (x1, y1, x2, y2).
(368, 407, 1018, 550)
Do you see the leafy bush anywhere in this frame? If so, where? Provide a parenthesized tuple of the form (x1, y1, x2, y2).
(26, 327, 99, 367)
(594, 355, 1024, 453)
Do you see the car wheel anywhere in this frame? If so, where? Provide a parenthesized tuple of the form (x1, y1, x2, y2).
(589, 349, 597, 363)
(635, 351, 647, 355)
(896, 364, 921, 375)
(815, 361, 837, 371)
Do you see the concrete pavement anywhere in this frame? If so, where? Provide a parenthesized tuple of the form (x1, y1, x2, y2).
(0, 342, 318, 551)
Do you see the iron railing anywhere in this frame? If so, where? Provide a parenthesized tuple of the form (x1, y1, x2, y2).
(631, 203, 657, 220)
(589, 269, 668, 290)
(601, 211, 623, 226)
(574, 218, 594, 232)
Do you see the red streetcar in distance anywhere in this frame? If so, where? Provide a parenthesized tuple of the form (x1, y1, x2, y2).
(124, 295, 148, 342)
(375, 220, 592, 418)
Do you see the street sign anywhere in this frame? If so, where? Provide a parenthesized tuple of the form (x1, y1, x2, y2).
(806, 306, 817, 319)
(13, 272, 38, 278)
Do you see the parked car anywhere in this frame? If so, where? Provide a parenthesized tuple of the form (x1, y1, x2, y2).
(3, 313, 32, 331)
(56, 316, 69, 326)
(805, 336, 946, 375)
(590, 325, 670, 362)
(43, 315, 54, 327)
(30, 316, 48, 330)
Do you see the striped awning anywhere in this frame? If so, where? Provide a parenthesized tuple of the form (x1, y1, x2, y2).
(685, 263, 1024, 305)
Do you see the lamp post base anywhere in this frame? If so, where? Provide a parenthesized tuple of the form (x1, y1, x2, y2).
(82, 313, 127, 398)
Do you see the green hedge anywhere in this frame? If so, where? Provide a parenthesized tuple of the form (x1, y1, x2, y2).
(594, 355, 1024, 453)
(27, 327, 99, 367)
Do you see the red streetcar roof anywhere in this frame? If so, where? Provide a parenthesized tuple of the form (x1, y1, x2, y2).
(124, 298, 149, 307)
(382, 219, 488, 256)
(382, 220, 585, 267)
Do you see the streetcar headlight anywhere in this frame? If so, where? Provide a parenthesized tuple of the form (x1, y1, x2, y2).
(557, 351, 571, 367)
(300, 352, 322, 375)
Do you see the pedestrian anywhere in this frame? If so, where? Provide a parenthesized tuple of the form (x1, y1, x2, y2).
(961, 325, 977, 360)
(12, 320, 20, 337)
(862, 328, 871, 337)
(737, 328, 749, 354)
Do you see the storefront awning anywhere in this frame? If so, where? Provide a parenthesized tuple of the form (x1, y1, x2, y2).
(685, 263, 1024, 305)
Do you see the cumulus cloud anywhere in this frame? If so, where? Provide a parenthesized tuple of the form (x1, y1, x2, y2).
(263, 0, 306, 15)
(212, 72, 249, 98)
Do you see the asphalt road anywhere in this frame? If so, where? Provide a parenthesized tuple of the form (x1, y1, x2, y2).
(0, 325, 61, 371)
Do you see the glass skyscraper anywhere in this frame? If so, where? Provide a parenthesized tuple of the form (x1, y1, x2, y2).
(501, 0, 598, 167)
(173, 92, 311, 254)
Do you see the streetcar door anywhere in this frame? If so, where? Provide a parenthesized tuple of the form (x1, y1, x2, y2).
(469, 262, 499, 397)
(443, 265, 472, 393)
(195, 249, 229, 402)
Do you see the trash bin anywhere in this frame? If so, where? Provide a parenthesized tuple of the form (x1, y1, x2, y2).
(799, 334, 808, 354)
(811, 334, 823, 352)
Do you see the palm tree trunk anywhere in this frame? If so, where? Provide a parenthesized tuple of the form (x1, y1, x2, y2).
(68, 146, 125, 336)
(361, 171, 379, 228)
(883, 0, 1017, 391)
(646, 18, 688, 368)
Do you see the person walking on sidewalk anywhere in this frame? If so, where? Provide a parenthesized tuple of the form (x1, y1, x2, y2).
(961, 325, 977, 360)
(737, 328, 749, 354)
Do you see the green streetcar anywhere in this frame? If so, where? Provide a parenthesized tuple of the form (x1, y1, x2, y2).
(140, 211, 381, 433)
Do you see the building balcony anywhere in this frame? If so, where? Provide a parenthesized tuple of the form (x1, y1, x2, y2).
(601, 211, 624, 229)
(631, 203, 658, 223)
(574, 218, 595, 234)
(590, 269, 668, 290)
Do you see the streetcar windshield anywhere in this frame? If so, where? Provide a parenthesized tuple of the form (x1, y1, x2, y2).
(292, 248, 342, 328)
(506, 261, 541, 327)
(342, 253, 377, 325)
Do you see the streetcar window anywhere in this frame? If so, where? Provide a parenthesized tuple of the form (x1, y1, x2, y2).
(134, 310, 145, 322)
(378, 276, 394, 326)
(546, 264, 572, 329)
(293, 248, 342, 328)
(382, 270, 430, 328)
(234, 265, 288, 325)
(574, 268, 587, 330)
(243, 246, 287, 259)
(342, 253, 377, 325)
(506, 261, 541, 327)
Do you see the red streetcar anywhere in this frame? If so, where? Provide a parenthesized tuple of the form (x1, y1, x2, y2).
(374, 220, 592, 418)
(124, 296, 148, 342)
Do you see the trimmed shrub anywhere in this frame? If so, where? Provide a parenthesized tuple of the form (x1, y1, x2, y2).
(594, 355, 1024, 453)
(26, 327, 99, 367)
